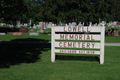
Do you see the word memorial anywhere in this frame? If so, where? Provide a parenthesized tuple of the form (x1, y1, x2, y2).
(51, 26, 105, 64)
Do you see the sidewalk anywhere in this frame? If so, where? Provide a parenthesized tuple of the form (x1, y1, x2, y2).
(105, 43, 120, 46)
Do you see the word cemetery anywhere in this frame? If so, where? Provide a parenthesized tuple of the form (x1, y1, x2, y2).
(51, 26, 105, 64)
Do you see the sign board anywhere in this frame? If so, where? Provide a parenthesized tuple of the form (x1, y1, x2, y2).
(51, 26, 105, 64)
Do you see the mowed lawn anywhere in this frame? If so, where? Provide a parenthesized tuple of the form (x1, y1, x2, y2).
(0, 26, 120, 43)
(0, 26, 120, 80)
(0, 44, 120, 80)
(0, 27, 51, 41)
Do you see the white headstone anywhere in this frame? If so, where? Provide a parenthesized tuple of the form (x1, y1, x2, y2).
(17, 20, 21, 28)
(82, 22, 84, 26)
(71, 22, 76, 26)
(113, 21, 117, 25)
(89, 22, 92, 27)
(47, 22, 52, 28)
(33, 24, 37, 29)
(0, 33, 5, 35)
(65, 24, 68, 26)
(69, 23, 72, 26)
(78, 22, 82, 26)
(30, 20, 31, 26)
(29, 33, 39, 36)
(10, 25, 13, 27)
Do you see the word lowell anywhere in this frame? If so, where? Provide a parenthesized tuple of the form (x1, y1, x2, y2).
(64, 26, 90, 32)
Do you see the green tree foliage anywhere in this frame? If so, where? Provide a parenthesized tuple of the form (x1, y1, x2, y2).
(0, 0, 27, 24)
(1, 0, 120, 24)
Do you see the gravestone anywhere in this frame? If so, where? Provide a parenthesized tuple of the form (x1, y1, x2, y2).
(19, 28, 28, 33)
(43, 23, 46, 29)
(104, 24, 108, 27)
(101, 21, 106, 24)
(69, 23, 72, 26)
(108, 29, 119, 36)
(89, 22, 92, 27)
(116, 22, 120, 26)
(61, 24, 65, 26)
(58, 22, 62, 26)
(52, 24, 54, 26)
(38, 22, 41, 29)
(17, 20, 21, 28)
(29, 33, 39, 36)
(78, 22, 82, 26)
(47, 22, 52, 28)
(30, 20, 32, 27)
(13, 32, 22, 35)
(24, 23, 28, 27)
(71, 22, 76, 26)
(39, 22, 44, 33)
(10, 25, 13, 27)
(3, 23, 6, 26)
(1, 23, 3, 26)
(0, 33, 5, 35)
(33, 24, 37, 29)
(65, 24, 68, 26)
(0, 23, 6, 26)
(82, 22, 84, 26)
(45, 23, 48, 28)
(113, 21, 117, 25)
(108, 24, 110, 27)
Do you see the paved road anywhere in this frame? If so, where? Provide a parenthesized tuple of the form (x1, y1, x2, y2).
(105, 43, 120, 46)
(0, 41, 120, 46)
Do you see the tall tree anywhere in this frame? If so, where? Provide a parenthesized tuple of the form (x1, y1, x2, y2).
(0, 0, 28, 24)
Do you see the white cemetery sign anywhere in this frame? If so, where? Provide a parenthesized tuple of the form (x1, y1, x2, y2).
(51, 25, 105, 64)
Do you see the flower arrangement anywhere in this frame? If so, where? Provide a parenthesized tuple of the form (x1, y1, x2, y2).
(20, 26, 26, 28)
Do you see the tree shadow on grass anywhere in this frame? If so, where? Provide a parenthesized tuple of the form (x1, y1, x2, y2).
(0, 27, 19, 33)
(10, 38, 49, 42)
(56, 55, 99, 62)
(0, 38, 51, 68)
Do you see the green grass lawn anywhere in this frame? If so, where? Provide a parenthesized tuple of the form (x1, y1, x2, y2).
(0, 26, 120, 43)
(0, 44, 120, 80)
(0, 27, 51, 41)
(0, 33, 51, 41)
(0, 26, 120, 80)
(105, 35, 120, 43)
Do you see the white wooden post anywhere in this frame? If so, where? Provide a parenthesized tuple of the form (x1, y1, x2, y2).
(51, 26, 55, 62)
(100, 24, 105, 64)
